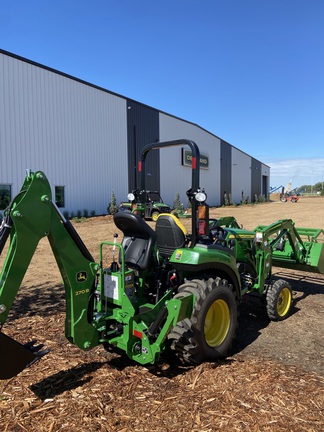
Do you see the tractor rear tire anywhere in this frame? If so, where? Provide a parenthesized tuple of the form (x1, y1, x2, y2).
(266, 279, 292, 321)
(169, 277, 237, 364)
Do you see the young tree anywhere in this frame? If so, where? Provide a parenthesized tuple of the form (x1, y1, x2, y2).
(108, 191, 118, 215)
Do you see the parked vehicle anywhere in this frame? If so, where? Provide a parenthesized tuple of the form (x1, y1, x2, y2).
(1, 139, 323, 381)
(120, 190, 172, 221)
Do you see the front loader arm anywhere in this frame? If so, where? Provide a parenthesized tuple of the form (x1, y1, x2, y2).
(0, 172, 99, 361)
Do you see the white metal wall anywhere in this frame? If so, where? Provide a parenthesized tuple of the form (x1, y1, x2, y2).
(231, 148, 252, 203)
(1, 51, 270, 215)
(0, 52, 128, 215)
(159, 114, 221, 207)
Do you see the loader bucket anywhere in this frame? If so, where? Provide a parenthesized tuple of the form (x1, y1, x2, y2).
(303, 241, 324, 274)
(272, 230, 324, 274)
(0, 332, 49, 379)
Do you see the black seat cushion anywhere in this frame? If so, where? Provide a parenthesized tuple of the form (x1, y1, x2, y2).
(155, 214, 186, 258)
(114, 212, 156, 270)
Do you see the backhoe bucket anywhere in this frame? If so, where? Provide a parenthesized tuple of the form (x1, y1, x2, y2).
(0, 332, 49, 379)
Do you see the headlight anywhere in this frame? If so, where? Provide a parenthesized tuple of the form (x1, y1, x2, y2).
(195, 192, 207, 202)
(127, 192, 135, 201)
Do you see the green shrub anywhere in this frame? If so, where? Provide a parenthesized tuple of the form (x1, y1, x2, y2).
(108, 191, 118, 215)
(223, 193, 230, 206)
(173, 192, 182, 212)
(228, 193, 233, 206)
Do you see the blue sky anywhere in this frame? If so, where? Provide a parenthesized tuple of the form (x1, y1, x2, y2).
(1, 0, 323, 189)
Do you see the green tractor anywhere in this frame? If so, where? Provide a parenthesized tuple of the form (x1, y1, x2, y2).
(120, 189, 172, 221)
(0, 140, 323, 380)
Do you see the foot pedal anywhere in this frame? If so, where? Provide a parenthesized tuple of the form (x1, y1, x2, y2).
(0, 332, 50, 379)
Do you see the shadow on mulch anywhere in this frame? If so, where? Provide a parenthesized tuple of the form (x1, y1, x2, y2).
(232, 270, 323, 355)
(7, 283, 65, 321)
(30, 361, 104, 400)
(29, 343, 238, 401)
(274, 269, 324, 300)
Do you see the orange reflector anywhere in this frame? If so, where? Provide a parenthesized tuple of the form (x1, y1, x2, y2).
(198, 205, 207, 219)
(138, 161, 142, 172)
(134, 330, 143, 339)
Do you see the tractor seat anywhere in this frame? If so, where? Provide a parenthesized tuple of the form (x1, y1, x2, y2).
(114, 211, 157, 270)
(155, 213, 187, 258)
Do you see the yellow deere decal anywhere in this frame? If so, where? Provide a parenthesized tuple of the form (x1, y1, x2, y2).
(228, 234, 255, 239)
(175, 250, 183, 260)
(76, 271, 87, 282)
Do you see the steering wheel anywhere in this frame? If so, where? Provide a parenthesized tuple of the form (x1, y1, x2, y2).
(210, 227, 226, 245)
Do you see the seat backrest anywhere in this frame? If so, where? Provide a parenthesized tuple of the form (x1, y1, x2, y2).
(155, 214, 187, 258)
(113, 211, 157, 270)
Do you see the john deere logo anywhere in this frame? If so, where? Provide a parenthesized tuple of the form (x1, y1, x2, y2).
(77, 271, 87, 282)
(182, 149, 209, 169)
(175, 250, 183, 260)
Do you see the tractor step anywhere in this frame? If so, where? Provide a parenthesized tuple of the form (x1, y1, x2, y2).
(0, 332, 49, 379)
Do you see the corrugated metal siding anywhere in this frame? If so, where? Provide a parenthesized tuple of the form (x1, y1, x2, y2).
(159, 114, 221, 206)
(251, 158, 262, 199)
(1, 50, 270, 213)
(232, 148, 251, 203)
(220, 140, 232, 204)
(0, 51, 128, 215)
(126, 100, 159, 191)
(261, 163, 270, 198)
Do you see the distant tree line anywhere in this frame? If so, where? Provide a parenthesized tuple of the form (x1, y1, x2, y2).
(296, 182, 324, 195)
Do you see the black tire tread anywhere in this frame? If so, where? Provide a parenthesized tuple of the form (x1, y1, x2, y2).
(169, 277, 237, 364)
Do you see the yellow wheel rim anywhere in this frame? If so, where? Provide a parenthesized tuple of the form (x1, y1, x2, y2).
(204, 299, 230, 347)
(152, 213, 159, 222)
(277, 287, 292, 317)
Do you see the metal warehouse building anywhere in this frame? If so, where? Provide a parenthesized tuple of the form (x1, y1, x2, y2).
(0, 49, 270, 216)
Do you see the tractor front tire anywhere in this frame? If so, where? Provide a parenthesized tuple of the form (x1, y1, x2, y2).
(151, 211, 159, 222)
(266, 279, 292, 321)
(169, 277, 237, 364)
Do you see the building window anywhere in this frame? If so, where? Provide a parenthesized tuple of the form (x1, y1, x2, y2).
(0, 185, 11, 210)
(55, 186, 65, 208)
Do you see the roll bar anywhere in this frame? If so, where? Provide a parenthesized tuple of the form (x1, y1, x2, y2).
(138, 139, 203, 246)
(139, 139, 201, 191)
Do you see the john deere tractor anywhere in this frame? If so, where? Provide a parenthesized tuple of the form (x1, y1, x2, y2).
(0, 139, 323, 380)
(120, 189, 172, 221)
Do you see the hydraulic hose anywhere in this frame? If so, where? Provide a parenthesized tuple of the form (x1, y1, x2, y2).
(0, 217, 11, 256)
(0, 189, 27, 256)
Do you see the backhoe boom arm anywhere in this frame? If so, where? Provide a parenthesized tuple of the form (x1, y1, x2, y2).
(0, 171, 99, 349)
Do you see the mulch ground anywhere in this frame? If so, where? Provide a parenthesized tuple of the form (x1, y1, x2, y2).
(1, 198, 324, 431)
(1, 313, 323, 432)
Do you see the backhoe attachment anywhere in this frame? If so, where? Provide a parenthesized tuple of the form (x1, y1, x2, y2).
(0, 333, 49, 379)
(0, 170, 98, 379)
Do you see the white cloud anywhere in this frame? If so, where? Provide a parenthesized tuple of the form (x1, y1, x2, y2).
(265, 157, 324, 188)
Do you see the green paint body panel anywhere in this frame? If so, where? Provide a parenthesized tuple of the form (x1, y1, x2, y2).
(255, 220, 324, 274)
(169, 244, 242, 297)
